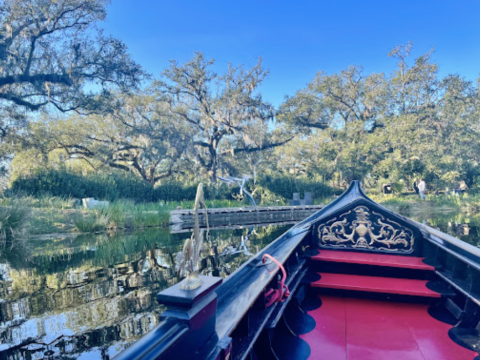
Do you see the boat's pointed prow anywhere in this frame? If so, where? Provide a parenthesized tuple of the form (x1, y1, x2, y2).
(349, 179, 366, 195)
(305, 180, 421, 255)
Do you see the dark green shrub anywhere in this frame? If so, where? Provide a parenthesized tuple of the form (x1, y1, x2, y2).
(11, 170, 334, 204)
(11, 170, 155, 202)
(0, 199, 31, 247)
(256, 175, 335, 200)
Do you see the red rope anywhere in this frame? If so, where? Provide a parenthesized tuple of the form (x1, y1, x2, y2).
(263, 254, 290, 307)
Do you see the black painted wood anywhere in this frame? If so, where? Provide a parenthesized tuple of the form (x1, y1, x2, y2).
(265, 264, 308, 329)
(156, 276, 222, 308)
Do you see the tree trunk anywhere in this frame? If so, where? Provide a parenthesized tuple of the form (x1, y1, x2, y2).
(209, 158, 217, 183)
(208, 145, 217, 183)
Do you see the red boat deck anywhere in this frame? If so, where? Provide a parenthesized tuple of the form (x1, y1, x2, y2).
(311, 273, 441, 297)
(301, 295, 476, 360)
(311, 250, 434, 270)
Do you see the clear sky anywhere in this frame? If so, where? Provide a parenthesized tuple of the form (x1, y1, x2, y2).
(101, 0, 480, 107)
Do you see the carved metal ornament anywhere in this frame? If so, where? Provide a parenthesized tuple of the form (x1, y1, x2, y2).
(318, 206, 414, 253)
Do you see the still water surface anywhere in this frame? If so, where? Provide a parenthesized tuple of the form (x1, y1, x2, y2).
(1, 210, 480, 360)
(0, 224, 292, 360)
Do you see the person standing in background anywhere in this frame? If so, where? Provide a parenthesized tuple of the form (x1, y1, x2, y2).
(413, 178, 419, 195)
(418, 179, 426, 200)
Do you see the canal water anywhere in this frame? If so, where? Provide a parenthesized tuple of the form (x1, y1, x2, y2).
(0, 224, 292, 360)
(1, 211, 480, 359)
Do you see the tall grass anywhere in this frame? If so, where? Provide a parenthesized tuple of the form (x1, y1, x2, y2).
(0, 199, 32, 247)
(1, 194, 76, 209)
(12, 169, 336, 204)
(74, 213, 110, 233)
(75, 200, 171, 233)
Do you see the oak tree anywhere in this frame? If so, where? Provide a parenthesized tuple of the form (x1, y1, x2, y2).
(0, 0, 144, 113)
(154, 53, 292, 182)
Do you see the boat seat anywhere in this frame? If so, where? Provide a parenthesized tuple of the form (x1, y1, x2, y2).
(311, 250, 435, 271)
(310, 273, 441, 297)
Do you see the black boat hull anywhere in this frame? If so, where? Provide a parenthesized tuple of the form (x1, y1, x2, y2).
(115, 181, 480, 360)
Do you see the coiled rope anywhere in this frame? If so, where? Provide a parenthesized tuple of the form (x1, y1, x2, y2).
(263, 254, 290, 307)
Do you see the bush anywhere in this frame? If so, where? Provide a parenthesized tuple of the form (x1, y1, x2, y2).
(11, 170, 155, 202)
(390, 181, 404, 194)
(74, 201, 171, 232)
(398, 202, 412, 214)
(75, 214, 108, 233)
(11, 170, 199, 202)
(1, 194, 76, 209)
(10, 170, 335, 204)
(255, 175, 335, 201)
(0, 199, 31, 247)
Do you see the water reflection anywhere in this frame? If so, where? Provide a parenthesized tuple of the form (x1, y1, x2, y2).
(397, 209, 480, 248)
(0, 225, 290, 360)
(4, 209, 480, 360)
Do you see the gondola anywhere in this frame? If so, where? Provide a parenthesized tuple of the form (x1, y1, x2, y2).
(115, 181, 480, 360)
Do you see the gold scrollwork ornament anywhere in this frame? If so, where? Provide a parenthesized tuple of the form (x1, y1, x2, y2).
(318, 206, 414, 252)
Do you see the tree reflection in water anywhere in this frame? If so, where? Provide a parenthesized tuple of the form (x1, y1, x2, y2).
(405, 211, 480, 248)
(0, 225, 290, 360)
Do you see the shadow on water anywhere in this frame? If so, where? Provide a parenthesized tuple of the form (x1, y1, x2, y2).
(0, 224, 291, 360)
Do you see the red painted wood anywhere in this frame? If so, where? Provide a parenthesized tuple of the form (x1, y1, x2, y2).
(302, 295, 477, 360)
(311, 273, 441, 297)
(311, 250, 434, 270)
(345, 297, 425, 360)
(397, 302, 477, 360)
(300, 295, 347, 360)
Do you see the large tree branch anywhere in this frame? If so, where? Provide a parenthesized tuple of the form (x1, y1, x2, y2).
(153, 169, 173, 183)
(0, 92, 48, 110)
(295, 115, 329, 129)
(108, 162, 135, 173)
(193, 140, 210, 148)
(195, 153, 207, 167)
(75, 156, 97, 171)
(23, 37, 37, 75)
(0, 73, 73, 87)
(57, 144, 96, 158)
(326, 90, 360, 121)
(221, 136, 294, 156)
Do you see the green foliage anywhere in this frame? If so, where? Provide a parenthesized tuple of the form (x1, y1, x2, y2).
(74, 201, 171, 232)
(11, 169, 246, 203)
(7, 40, 480, 202)
(277, 43, 480, 191)
(10, 169, 336, 206)
(74, 214, 108, 233)
(0, 199, 32, 247)
(12, 170, 157, 202)
(1, 194, 76, 209)
(0, 0, 144, 112)
(255, 175, 335, 201)
(390, 182, 404, 194)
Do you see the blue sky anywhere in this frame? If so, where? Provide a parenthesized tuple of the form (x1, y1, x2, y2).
(102, 0, 480, 107)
